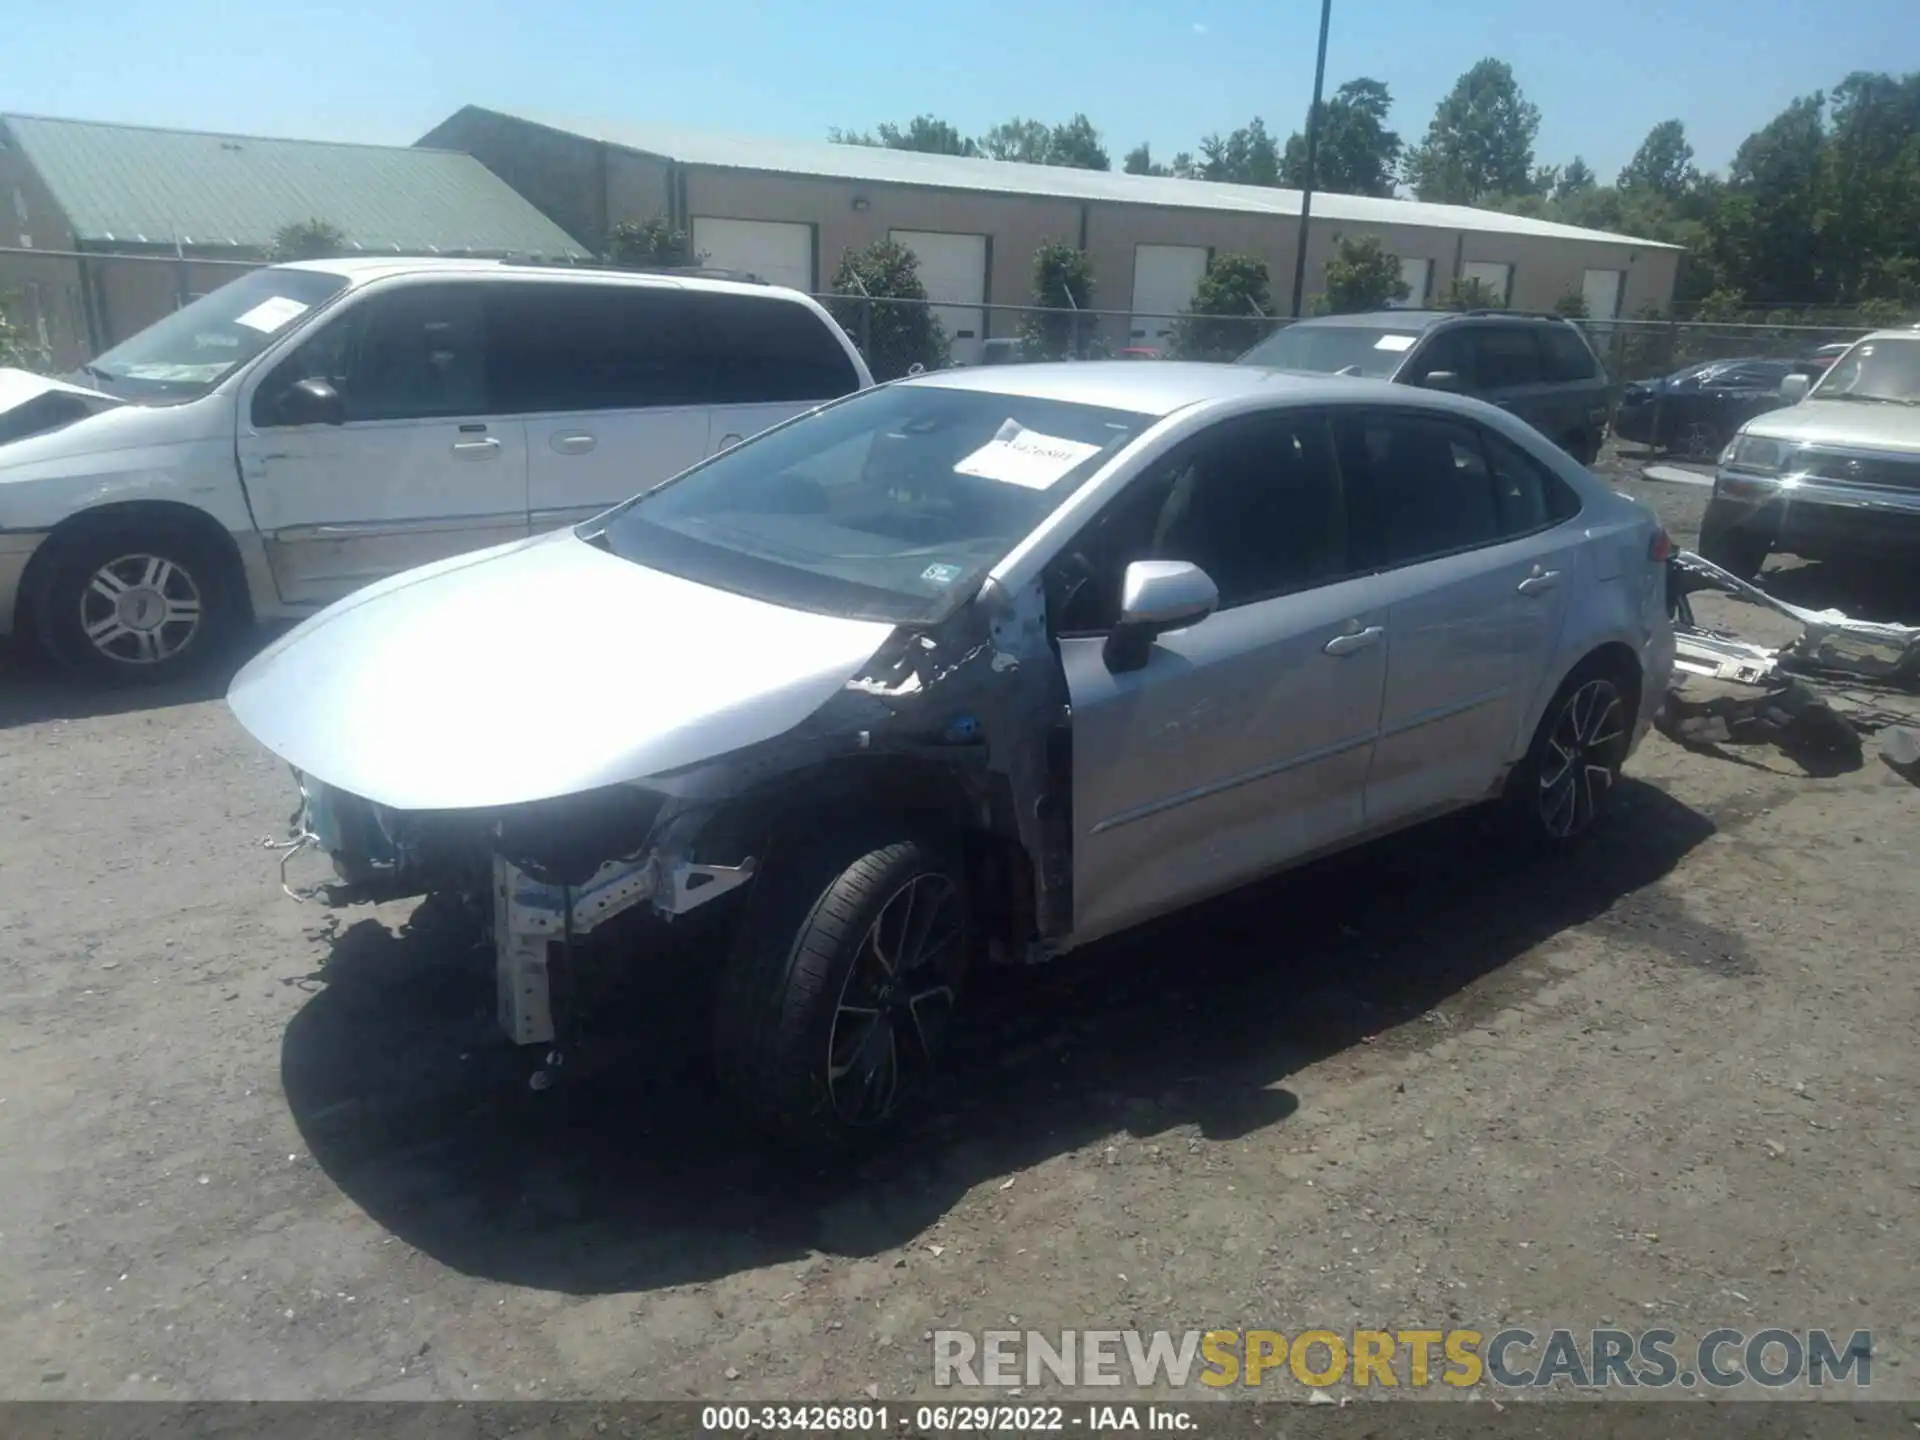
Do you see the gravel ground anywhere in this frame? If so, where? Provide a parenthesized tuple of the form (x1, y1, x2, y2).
(2, 443, 1916, 1404)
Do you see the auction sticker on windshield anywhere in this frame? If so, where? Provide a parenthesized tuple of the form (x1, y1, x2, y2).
(234, 296, 312, 334)
(955, 419, 1102, 490)
(1374, 334, 1417, 352)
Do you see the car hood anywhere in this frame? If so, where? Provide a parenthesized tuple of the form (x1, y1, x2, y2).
(0, 367, 128, 445)
(227, 528, 898, 811)
(1743, 399, 1920, 455)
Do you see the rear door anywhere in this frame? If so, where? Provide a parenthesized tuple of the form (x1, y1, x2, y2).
(236, 280, 530, 606)
(489, 279, 713, 533)
(701, 292, 869, 452)
(1335, 406, 1580, 824)
(1056, 409, 1388, 943)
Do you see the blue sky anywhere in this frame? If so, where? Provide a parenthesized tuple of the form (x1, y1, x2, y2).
(7, 0, 1917, 183)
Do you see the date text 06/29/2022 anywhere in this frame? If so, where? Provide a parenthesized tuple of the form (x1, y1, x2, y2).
(701, 1404, 1194, 1432)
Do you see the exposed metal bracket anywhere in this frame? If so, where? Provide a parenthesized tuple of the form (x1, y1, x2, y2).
(656, 858, 756, 915)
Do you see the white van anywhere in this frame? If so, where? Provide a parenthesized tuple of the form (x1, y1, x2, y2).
(0, 258, 873, 683)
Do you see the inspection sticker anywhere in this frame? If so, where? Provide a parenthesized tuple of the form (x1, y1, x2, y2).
(1374, 333, 1417, 352)
(921, 562, 965, 586)
(954, 419, 1102, 490)
(234, 296, 312, 334)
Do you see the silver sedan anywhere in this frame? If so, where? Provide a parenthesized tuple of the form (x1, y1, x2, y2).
(229, 362, 1677, 1146)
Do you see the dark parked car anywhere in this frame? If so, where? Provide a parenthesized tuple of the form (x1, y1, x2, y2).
(1612, 357, 1811, 460)
(1237, 309, 1611, 464)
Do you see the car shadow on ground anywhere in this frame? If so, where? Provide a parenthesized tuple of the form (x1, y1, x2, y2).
(280, 777, 1728, 1298)
(0, 625, 288, 733)
(1752, 556, 1920, 627)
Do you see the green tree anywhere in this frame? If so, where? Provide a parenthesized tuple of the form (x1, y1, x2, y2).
(1169, 253, 1276, 360)
(1553, 157, 1597, 199)
(1706, 94, 1829, 306)
(1435, 275, 1506, 311)
(1198, 118, 1282, 186)
(1123, 143, 1155, 175)
(1019, 241, 1098, 359)
(1402, 59, 1542, 203)
(829, 115, 980, 156)
(1319, 235, 1410, 312)
(1281, 79, 1404, 198)
(978, 115, 1110, 170)
(1823, 72, 1920, 302)
(827, 240, 950, 379)
(266, 219, 349, 262)
(1619, 120, 1698, 198)
(606, 216, 702, 268)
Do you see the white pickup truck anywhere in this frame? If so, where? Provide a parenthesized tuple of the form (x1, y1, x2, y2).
(0, 257, 871, 683)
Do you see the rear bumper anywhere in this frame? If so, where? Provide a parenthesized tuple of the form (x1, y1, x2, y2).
(0, 530, 47, 637)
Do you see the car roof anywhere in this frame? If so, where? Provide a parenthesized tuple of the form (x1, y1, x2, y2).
(274, 255, 799, 303)
(1285, 308, 1577, 332)
(899, 360, 1408, 417)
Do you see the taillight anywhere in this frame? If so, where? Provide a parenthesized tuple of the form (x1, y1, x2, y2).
(1649, 527, 1674, 564)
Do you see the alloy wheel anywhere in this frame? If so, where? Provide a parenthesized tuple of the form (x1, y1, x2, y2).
(825, 872, 965, 1128)
(78, 553, 204, 666)
(1538, 679, 1627, 840)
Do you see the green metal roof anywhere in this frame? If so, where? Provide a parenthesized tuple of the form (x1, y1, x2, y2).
(2, 113, 588, 257)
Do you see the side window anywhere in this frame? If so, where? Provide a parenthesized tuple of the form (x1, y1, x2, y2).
(1540, 325, 1599, 381)
(1049, 411, 1348, 632)
(696, 294, 863, 405)
(254, 284, 486, 426)
(1338, 409, 1500, 567)
(1707, 362, 1787, 391)
(487, 282, 705, 413)
(1481, 427, 1583, 534)
(1472, 327, 1545, 389)
(1407, 329, 1474, 387)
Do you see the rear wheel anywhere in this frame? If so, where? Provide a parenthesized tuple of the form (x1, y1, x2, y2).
(1675, 420, 1725, 463)
(1698, 501, 1772, 580)
(29, 518, 241, 686)
(714, 830, 972, 1148)
(1508, 663, 1634, 850)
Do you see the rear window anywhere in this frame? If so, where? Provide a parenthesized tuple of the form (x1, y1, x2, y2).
(1238, 324, 1424, 379)
(1539, 325, 1600, 382)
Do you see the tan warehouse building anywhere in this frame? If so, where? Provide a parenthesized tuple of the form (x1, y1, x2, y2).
(422, 105, 1681, 363)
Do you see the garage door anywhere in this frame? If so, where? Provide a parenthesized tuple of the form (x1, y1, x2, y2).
(1581, 268, 1624, 320)
(891, 230, 988, 365)
(1392, 257, 1433, 308)
(1131, 245, 1210, 352)
(690, 218, 814, 293)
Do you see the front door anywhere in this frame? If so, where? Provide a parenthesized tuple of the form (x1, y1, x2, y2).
(237, 282, 528, 606)
(1333, 406, 1580, 824)
(1055, 409, 1388, 944)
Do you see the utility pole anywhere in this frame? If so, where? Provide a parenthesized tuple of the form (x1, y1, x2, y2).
(1289, 0, 1334, 318)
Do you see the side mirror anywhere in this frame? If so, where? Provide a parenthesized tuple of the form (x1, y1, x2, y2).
(1420, 370, 1465, 393)
(276, 377, 345, 427)
(1779, 372, 1812, 404)
(1103, 560, 1219, 673)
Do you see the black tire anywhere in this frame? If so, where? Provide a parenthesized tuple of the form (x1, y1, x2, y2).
(1698, 501, 1771, 581)
(1507, 661, 1636, 851)
(29, 516, 241, 686)
(1565, 430, 1601, 467)
(714, 830, 972, 1149)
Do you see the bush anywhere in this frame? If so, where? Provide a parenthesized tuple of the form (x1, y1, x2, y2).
(1435, 276, 1506, 311)
(266, 219, 349, 262)
(607, 217, 703, 269)
(1169, 253, 1277, 360)
(0, 296, 37, 371)
(1320, 236, 1410, 314)
(1552, 291, 1590, 318)
(1019, 241, 1098, 359)
(827, 240, 950, 379)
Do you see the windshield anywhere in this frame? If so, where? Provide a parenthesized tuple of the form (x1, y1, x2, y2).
(1237, 323, 1421, 379)
(84, 267, 349, 402)
(1810, 336, 1920, 406)
(590, 385, 1150, 624)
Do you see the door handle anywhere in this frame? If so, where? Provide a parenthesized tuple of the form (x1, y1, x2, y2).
(1323, 624, 1385, 656)
(551, 431, 596, 455)
(452, 437, 501, 459)
(1517, 569, 1563, 596)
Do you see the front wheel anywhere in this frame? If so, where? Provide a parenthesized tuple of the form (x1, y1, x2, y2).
(1508, 666, 1634, 849)
(30, 519, 240, 686)
(714, 832, 972, 1148)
